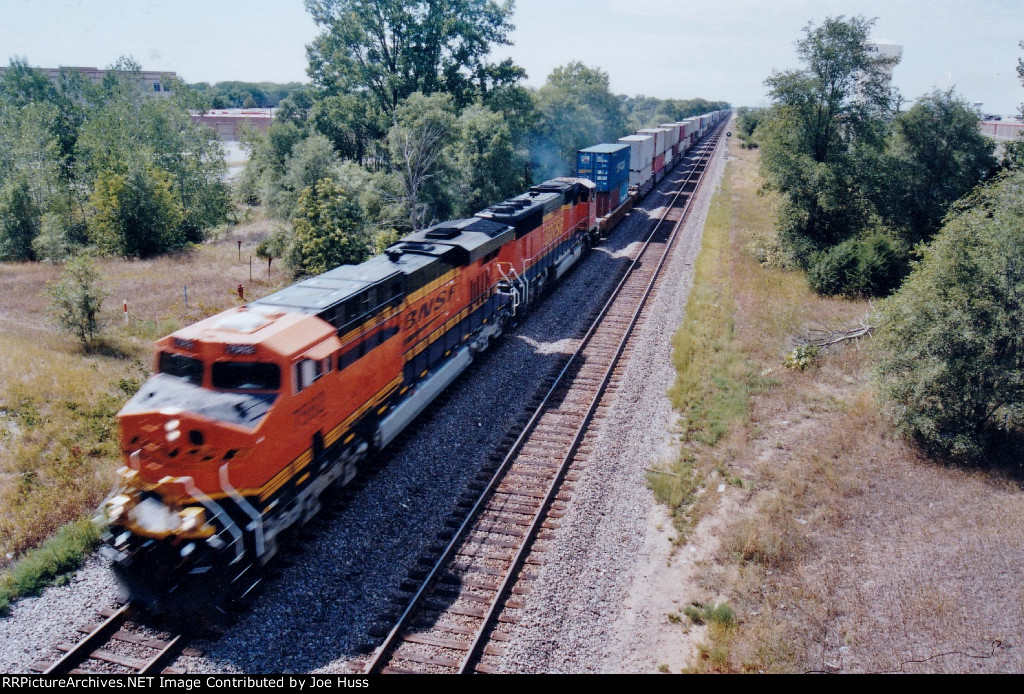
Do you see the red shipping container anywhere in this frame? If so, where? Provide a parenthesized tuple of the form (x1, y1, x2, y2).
(595, 187, 621, 217)
(652, 153, 665, 174)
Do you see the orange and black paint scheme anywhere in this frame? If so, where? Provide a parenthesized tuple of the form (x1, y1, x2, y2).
(100, 178, 598, 616)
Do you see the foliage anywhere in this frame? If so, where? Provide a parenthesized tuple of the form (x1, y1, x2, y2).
(684, 602, 736, 627)
(760, 16, 897, 262)
(386, 92, 459, 230)
(782, 344, 820, 371)
(87, 163, 186, 258)
(453, 104, 523, 215)
(875, 171, 1024, 462)
(276, 132, 342, 218)
(533, 62, 626, 180)
(305, 0, 518, 115)
(876, 90, 996, 245)
(807, 233, 906, 297)
(0, 176, 41, 261)
(46, 256, 109, 347)
(190, 80, 305, 109)
(0, 57, 229, 261)
(290, 177, 372, 276)
(735, 106, 763, 148)
(760, 18, 999, 298)
(255, 224, 291, 268)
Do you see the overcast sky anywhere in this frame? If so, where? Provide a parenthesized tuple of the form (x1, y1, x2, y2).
(2, 0, 1022, 115)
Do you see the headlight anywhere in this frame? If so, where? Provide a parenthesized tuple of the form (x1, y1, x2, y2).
(178, 507, 206, 532)
(129, 497, 180, 534)
(107, 494, 132, 521)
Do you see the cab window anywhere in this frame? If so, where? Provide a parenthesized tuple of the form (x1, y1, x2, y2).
(212, 362, 281, 391)
(294, 357, 331, 392)
(159, 352, 203, 386)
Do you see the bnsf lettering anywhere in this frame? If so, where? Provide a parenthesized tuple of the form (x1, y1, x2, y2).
(404, 285, 457, 331)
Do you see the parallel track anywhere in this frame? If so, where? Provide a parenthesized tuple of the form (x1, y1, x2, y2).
(361, 124, 726, 675)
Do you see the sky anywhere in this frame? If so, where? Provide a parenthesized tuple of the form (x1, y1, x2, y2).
(2, 0, 1022, 115)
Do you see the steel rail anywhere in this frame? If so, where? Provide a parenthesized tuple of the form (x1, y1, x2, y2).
(457, 125, 727, 674)
(364, 122, 727, 675)
(42, 605, 188, 675)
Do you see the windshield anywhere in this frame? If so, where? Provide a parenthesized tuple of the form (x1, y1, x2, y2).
(158, 351, 203, 386)
(212, 361, 281, 391)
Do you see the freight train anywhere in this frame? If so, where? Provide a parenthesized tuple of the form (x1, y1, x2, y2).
(99, 110, 730, 616)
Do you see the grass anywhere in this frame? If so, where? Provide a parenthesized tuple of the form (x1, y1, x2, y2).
(659, 124, 1024, 674)
(0, 518, 101, 614)
(647, 148, 766, 543)
(651, 132, 870, 671)
(0, 212, 291, 608)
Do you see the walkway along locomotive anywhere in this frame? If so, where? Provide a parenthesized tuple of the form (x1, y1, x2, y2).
(99, 111, 730, 616)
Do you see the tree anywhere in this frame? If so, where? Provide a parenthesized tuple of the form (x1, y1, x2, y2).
(87, 163, 185, 258)
(875, 170, 1024, 462)
(75, 58, 229, 243)
(453, 104, 522, 215)
(46, 256, 109, 348)
(386, 92, 458, 230)
(256, 224, 290, 271)
(999, 41, 1024, 170)
(277, 132, 342, 217)
(290, 177, 372, 276)
(0, 176, 41, 261)
(760, 16, 898, 261)
(878, 90, 996, 246)
(305, 0, 518, 115)
(533, 62, 626, 180)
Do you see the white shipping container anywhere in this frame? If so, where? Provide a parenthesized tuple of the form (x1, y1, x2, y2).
(637, 127, 670, 157)
(629, 163, 654, 188)
(659, 123, 681, 149)
(618, 134, 655, 174)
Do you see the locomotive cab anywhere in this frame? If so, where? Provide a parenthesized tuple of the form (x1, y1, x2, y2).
(103, 307, 344, 610)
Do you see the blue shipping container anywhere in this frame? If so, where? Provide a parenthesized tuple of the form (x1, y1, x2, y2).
(577, 143, 630, 192)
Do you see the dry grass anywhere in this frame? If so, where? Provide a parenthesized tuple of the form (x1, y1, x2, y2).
(672, 138, 1024, 673)
(0, 215, 291, 574)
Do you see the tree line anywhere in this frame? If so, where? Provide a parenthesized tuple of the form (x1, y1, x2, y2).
(241, 0, 727, 275)
(0, 57, 231, 262)
(1, 0, 728, 278)
(758, 17, 1023, 464)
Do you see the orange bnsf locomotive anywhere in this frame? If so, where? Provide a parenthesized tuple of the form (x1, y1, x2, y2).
(100, 178, 597, 614)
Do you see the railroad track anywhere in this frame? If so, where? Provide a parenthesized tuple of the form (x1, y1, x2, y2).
(34, 605, 196, 675)
(358, 124, 727, 675)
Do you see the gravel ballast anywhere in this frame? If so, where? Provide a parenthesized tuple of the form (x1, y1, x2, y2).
(498, 140, 727, 673)
(0, 145, 721, 674)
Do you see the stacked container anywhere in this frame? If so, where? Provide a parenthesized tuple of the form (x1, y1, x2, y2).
(637, 127, 670, 175)
(679, 118, 696, 151)
(576, 143, 631, 217)
(659, 123, 682, 165)
(618, 134, 654, 191)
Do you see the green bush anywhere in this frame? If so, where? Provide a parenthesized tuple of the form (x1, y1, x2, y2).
(807, 233, 906, 297)
(875, 171, 1024, 462)
(290, 177, 371, 277)
(46, 256, 109, 348)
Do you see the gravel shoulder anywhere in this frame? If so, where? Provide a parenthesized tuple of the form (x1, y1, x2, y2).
(0, 155, 709, 674)
(498, 144, 727, 673)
